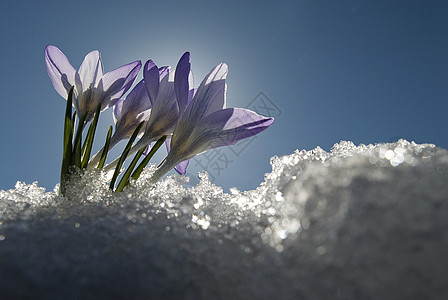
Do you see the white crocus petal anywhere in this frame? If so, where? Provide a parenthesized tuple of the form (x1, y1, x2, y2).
(78, 50, 104, 91)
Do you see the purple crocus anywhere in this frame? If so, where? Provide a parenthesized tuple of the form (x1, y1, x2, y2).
(103, 58, 192, 172)
(45, 45, 141, 122)
(150, 52, 274, 182)
(88, 79, 152, 168)
(112, 79, 152, 143)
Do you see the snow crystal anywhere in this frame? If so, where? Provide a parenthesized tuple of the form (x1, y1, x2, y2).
(1, 140, 447, 299)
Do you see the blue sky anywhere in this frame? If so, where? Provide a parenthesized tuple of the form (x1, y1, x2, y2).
(1, 0, 447, 192)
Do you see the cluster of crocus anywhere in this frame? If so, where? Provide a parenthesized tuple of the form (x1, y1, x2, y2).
(45, 45, 274, 195)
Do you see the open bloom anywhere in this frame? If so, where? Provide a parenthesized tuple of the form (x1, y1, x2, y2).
(150, 52, 274, 182)
(45, 45, 141, 121)
(103, 58, 193, 172)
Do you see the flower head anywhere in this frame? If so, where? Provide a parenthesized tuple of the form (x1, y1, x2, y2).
(151, 53, 274, 182)
(128, 57, 195, 150)
(102, 58, 194, 172)
(87, 79, 153, 168)
(112, 79, 152, 143)
(45, 45, 141, 121)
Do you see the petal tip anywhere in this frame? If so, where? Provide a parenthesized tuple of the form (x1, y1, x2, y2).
(182, 51, 191, 61)
(145, 60, 157, 70)
(44, 44, 61, 58)
(44, 44, 55, 52)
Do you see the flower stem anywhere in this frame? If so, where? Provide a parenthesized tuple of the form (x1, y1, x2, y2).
(81, 103, 101, 169)
(97, 126, 113, 169)
(115, 146, 147, 192)
(60, 86, 74, 196)
(109, 122, 144, 190)
(72, 112, 87, 168)
(131, 135, 167, 181)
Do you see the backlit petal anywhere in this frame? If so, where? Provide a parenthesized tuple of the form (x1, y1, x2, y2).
(78, 50, 103, 90)
(191, 108, 274, 153)
(44, 45, 76, 99)
(165, 138, 190, 175)
(184, 63, 227, 122)
(113, 98, 123, 123)
(174, 160, 189, 175)
(174, 52, 191, 113)
(99, 60, 141, 108)
(122, 79, 151, 117)
(144, 60, 160, 105)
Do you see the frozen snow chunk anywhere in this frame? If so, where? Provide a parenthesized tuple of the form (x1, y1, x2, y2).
(0, 140, 447, 299)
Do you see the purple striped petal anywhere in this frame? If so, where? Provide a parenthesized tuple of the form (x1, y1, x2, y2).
(158, 68, 175, 102)
(185, 63, 227, 121)
(194, 108, 274, 151)
(174, 52, 191, 113)
(99, 61, 141, 108)
(144, 60, 160, 105)
(159, 66, 170, 80)
(44, 45, 76, 99)
(113, 79, 152, 142)
(188, 87, 196, 103)
(121, 79, 151, 117)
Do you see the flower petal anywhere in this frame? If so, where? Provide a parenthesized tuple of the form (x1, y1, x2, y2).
(78, 50, 104, 90)
(144, 60, 160, 105)
(188, 108, 274, 155)
(158, 68, 175, 102)
(144, 87, 179, 140)
(139, 70, 178, 144)
(98, 60, 141, 108)
(113, 79, 152, 142)
(165, 138, 190, 175)
(146, 67, 178, 129)
(188, 87, 196, 103)
(159, 66, 170, 80)
(184, 63, 227, 123)
(143, 143, 152, 156)
(44, 45, 77, 99)
(174, 52, 191, 113)
(121, 79, 151, 117)
(174, 159, 189, 175)
(113, 98, 123, 123)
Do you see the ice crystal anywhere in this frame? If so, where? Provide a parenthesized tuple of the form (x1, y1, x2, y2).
(0, 140, 447, 299)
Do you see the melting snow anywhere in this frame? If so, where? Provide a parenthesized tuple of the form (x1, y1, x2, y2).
(1, 140, 448, 299)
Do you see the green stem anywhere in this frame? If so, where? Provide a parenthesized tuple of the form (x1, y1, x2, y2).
(109, 122, 144, 190)
(97, 126, 113, 169)
(131, 135, 167, 181)
(81, 104, 101, 169)
(60, 86, 74, 195)
(72, 112, 87, 168)
(115, 146, 147, 192)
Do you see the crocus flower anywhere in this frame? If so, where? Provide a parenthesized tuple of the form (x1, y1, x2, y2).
(112, 79, 152, 143)
(88, 79, 152, 168)
(103, 58, 192, 172)
(150, 52, 274, 182)
(45, 45, 141, 122)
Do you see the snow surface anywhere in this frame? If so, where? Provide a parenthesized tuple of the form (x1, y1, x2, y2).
(1, 140, 448, 299)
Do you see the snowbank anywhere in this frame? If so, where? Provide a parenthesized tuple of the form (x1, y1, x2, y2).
(1, 140, 447, 299)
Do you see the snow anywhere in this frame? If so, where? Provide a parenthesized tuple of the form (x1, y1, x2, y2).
(1, 140, 448, 299)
